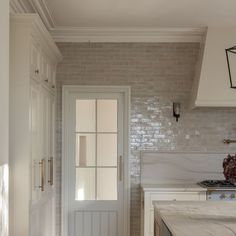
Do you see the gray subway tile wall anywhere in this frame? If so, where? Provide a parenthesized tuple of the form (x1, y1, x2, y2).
(55, 43, 236, 236)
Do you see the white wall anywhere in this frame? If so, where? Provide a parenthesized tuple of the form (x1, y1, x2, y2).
(0, 0, 9, 165)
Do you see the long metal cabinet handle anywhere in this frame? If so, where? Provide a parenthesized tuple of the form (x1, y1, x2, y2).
(119, 155, 123, 181)
(48, 157, 53, 186)
(223, 139, 236, 144)
(39, 159, 45, 191)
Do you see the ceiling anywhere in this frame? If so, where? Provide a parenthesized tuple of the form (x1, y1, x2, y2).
(45, 0, 236, 28)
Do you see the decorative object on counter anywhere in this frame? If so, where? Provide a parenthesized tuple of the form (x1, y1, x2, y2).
(173, 102, 180, 122)
(223, 154, 236, 185)
(225, 46, 236, 89)
(223, 139, 236, 144)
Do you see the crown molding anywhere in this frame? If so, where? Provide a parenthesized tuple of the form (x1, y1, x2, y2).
(51, 27, 207, 43)
(10, 0, 55, 29)
(10, 1, 206, 43)
(10, 0, 34, 14)
(30, 0, 55, 29)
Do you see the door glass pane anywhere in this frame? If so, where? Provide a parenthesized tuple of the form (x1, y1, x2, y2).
(97, 168, 117, 200)
(76, 134, 96, 166)
(76, 100, 96, 132)
(76, 168, 95, 200)
(75, 98, 119, 201)
(97, 134, 117, 166)
(97, 100, 117, 132)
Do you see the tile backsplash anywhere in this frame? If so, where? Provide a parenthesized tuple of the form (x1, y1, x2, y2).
(56, 43, 236, 236)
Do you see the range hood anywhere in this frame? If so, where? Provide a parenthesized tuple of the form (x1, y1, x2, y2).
(190, 27, 236, 108)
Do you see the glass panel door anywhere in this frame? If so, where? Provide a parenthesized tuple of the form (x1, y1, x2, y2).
(64, 88, 128, 236)
(75, 99, 118, 201)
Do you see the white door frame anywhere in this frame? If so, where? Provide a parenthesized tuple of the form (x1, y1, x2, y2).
(62, 85, 131, 236)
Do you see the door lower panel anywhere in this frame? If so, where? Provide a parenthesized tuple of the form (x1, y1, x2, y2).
(75, 211, 117, 236)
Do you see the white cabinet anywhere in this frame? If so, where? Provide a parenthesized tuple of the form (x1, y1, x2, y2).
(30, 40, 41, 81)
(30, 195, 56, 236)
(41, 87, 55, 192)
(41, 51, 56, 90)
(141, 186, 206, 236)
(10, 14, 62, 236)
(30, 81, 42, 203)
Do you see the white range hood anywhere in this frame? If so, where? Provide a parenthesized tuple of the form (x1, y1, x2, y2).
(190, 27, 236, 108)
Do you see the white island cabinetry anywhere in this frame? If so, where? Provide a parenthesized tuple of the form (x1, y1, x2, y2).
(10, 14, 62, 236)
(141, 184, 206, 236)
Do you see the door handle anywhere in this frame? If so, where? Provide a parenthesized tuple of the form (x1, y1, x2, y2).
(119, 155, 123, 181)
(48, 157, 53, 186)
(39, 159, 45, 191)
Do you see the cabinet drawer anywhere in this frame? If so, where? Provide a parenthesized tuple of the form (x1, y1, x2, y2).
(151, 192, 201, 203)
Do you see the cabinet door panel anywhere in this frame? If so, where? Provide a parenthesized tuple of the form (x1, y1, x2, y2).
(30, 82, 42, 202)
(40, 89, 50, 192)
(41, 56, 56, 90)
(41, 52, 49, 83)
(51, 64, 56, 89)
(39, 196, 55, 236)
(41, 88, 55, 190)
(48, 94, 55, 187)
(30, 40, 41, 80)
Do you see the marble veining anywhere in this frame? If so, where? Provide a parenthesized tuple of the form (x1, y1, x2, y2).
(154, 201, 236, 236)
(141, 152, 227, 185)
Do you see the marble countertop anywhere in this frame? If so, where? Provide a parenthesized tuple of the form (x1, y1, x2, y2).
(141, 183, 206, 192)
(154, 201, 236, 236)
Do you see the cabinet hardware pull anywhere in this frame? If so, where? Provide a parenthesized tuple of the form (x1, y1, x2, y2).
(48, 157, 53, 186)
(223, 139, 236, 144)
(39, 159, 45, 191)
(119, 155, 123, 181)
(45, 79, 48, 82)
(35, 69, 39, 74)
(52, 85, 55, 89)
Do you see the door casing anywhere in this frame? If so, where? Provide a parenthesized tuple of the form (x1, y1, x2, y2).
(62, 85, 130, 236)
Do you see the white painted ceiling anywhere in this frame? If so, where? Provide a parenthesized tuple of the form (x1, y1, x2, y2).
(45, 0, 236, 28)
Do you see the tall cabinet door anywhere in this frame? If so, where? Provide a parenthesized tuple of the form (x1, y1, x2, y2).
(40, 87, 56, 236)
(30, 81, 42, 203)
(48, 93, 55, 189)
(41, 89, 55, 191)
(47, 93, 56, 236)
(49, 94, 56, 236)
(41, 88, 53, 191)
(30, 81, 43, 236)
